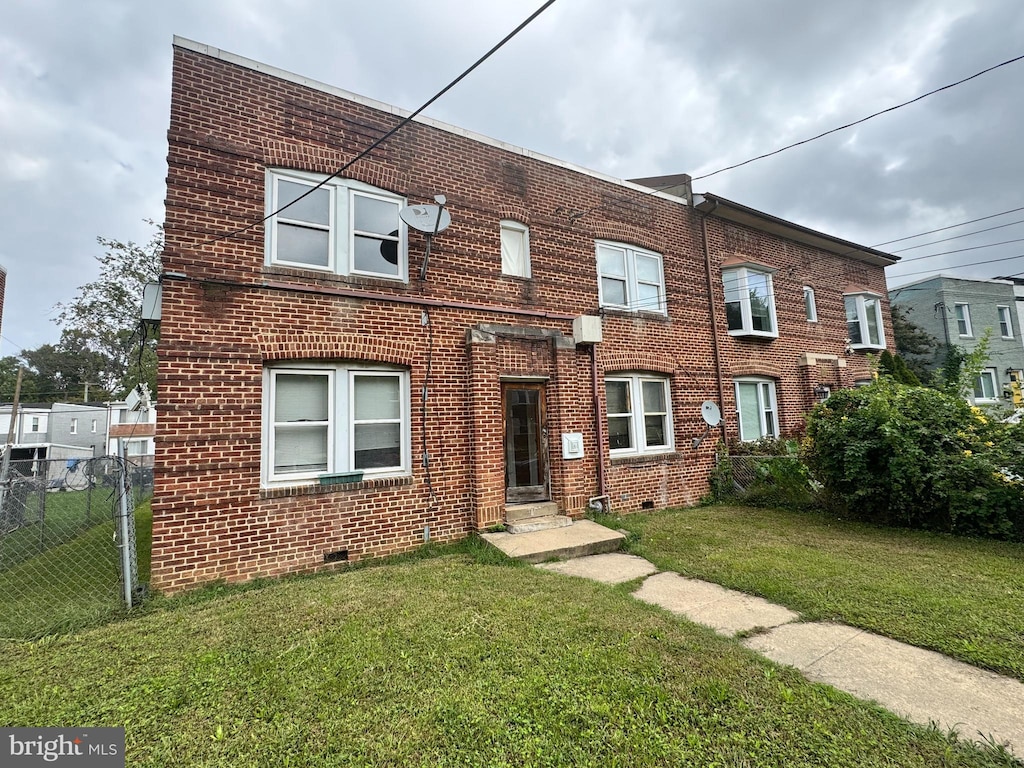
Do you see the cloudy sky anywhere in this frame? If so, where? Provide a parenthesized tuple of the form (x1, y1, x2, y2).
(2, 0, 1022, 355)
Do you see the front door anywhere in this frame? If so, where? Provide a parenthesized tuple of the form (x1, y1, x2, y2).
(503, 383, 548, 504)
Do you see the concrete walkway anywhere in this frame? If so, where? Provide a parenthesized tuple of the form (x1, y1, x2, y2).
(538, 553, 1024, 756)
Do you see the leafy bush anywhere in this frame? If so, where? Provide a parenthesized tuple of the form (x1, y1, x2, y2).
(804, 378, 1024, 540)
(711, 438, 818, 510)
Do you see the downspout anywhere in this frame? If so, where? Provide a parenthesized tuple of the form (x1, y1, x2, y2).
(699, 203, 728, 442)
(590, 343, 606, 499)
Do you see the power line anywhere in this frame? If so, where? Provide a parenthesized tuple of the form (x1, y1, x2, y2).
(887, 251, 1024, 281)
(199, 0, 558, 248)
(890, 237, 1024, 265)
(872, 206, 1024, 247)
(691, 52, 1024, 182)
(889, 218, 1024, 252)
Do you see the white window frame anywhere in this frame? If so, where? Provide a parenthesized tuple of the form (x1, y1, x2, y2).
(262, 363, 411, 486)
(266, 169, 408, 281)
(997, 305, 1014, 339)
(844, 292, 886, 350)
(90, 419, 97, 433)
(30, 416, 39, 433)
(804, 286, 817, 323)
(70, 418, 78, 435)
(973, 368, 999, 403)
(500, 220, 531, 278)
(596, 242, 666, 314)
(722, 265, 778, 338)
(734, 377, 779, 442)
(954, 303, 972, 338)
(605, 373, 674, 456)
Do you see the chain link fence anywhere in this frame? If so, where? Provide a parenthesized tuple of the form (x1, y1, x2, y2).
(0, 453, 150, 639)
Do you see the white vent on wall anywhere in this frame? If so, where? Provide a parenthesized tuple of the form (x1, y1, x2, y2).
(573, 315, 602, 345)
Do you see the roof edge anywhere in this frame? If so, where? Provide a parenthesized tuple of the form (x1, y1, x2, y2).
(693, 192, 899, 267)
(171, 36, 684, 206)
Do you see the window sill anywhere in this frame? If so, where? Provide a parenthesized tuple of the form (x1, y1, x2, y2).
(728, 329, 778, 339)
(260, 474, 413, 499)
(264, 264, 408, 288)
(610, 451, 679, 467)
(849, 343, 885, 352)
(600, 307, 669, 321)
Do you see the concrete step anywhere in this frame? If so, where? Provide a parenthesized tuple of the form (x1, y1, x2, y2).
(506, 514, 573, 534)
(505, 502, 560, 522)
(481, 519, 625, 564)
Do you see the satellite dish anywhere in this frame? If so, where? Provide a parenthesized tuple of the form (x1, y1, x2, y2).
(400, 204, 451, 234)
(701, 401, 722, 426)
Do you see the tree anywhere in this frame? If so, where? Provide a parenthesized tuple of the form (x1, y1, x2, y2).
(53, 221, 162, 398)
(890, 305, 938, 385)
(0, 357, 39, 402)
(21, 335, 113, 402)
(878, 349, 921, 386)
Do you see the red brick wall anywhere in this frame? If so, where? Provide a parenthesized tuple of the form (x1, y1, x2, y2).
(155, 43, 886, 592)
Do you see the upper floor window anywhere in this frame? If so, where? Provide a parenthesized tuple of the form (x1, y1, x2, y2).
(500, 220, 531, 278)
(844, 292, 885, 350)
(262, 363, 410, 486)
(723, 265, 777, 337)
(803, 286, 817, 322)
(734, 377, 778, 441)
(954, 303, 972, 337)
(605, 373, 673, 455)
(998, 305, 1014, 339)
(70, 418, 78, 435)
(266, 169, 407, 281)
(973, 368, 999, 403)
(91, 419, 97, 433)
(597, 242, 666, 314)
(30, 416, 39, 432)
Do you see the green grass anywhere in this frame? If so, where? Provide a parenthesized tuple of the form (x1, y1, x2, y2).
(599, 505, 1024, 681)
(0, 501, 152, 639)
(1, 487, 119, 572)
(1, 549, 1018, 767)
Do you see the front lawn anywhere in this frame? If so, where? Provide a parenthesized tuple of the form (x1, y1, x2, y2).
(603, 505, 1024, 681)
(0, 546, 1017, 766)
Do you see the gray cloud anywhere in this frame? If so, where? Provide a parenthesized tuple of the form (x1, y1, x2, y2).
(1, 0, 1021, 354)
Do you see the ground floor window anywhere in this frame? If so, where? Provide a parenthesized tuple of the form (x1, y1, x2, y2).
(605, 373, 673, 455)
(735, 377, 778, 441)
(263, 363, 410, 484)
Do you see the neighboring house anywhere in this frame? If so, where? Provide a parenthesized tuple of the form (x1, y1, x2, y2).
(106, 386, 157, 468)
(154, 38, 896, 592)
(49, 403, 109, 457)
(890, 275, 1024, 405)
(0, 403, 97, 477)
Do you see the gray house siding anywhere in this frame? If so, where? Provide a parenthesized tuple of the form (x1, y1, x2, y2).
(891, 276, 1024, 403)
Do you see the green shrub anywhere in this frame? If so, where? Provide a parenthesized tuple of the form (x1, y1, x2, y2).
(804, 378, 1024, 540)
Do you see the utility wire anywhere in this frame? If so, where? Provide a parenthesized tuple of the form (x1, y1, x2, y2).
(872, 206, 1024, 247)
(888, 218, 1024, 253)
(199, 0, 558, 248)
(691, 52, 1024, 182)
(887, 252, 1024, 281)
(889, 237, 1024, 265)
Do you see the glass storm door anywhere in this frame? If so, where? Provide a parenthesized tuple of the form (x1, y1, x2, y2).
(503, 384, 548, 503)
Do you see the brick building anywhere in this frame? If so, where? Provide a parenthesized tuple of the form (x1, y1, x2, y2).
(153, 38, 895, 592)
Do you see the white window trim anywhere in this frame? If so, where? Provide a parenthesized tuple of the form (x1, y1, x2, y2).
(70, 418, 78, 435)
(804, 286, 817, 323)
(722, 265, 779, 338)
(954, 303, 973, 338)
(266, 168, 408, 281)
(500, 219, 531, 278)
(844, 292, 886, 350)
(734, 377, 779, 442)
(262, 363, 411, 487)
(997, 305, 1014, 339)
(90, 419, 97, 433)
(974, 368, 999, 403)
(596, 241, 667, 315)
(605, 373, 674, 456)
